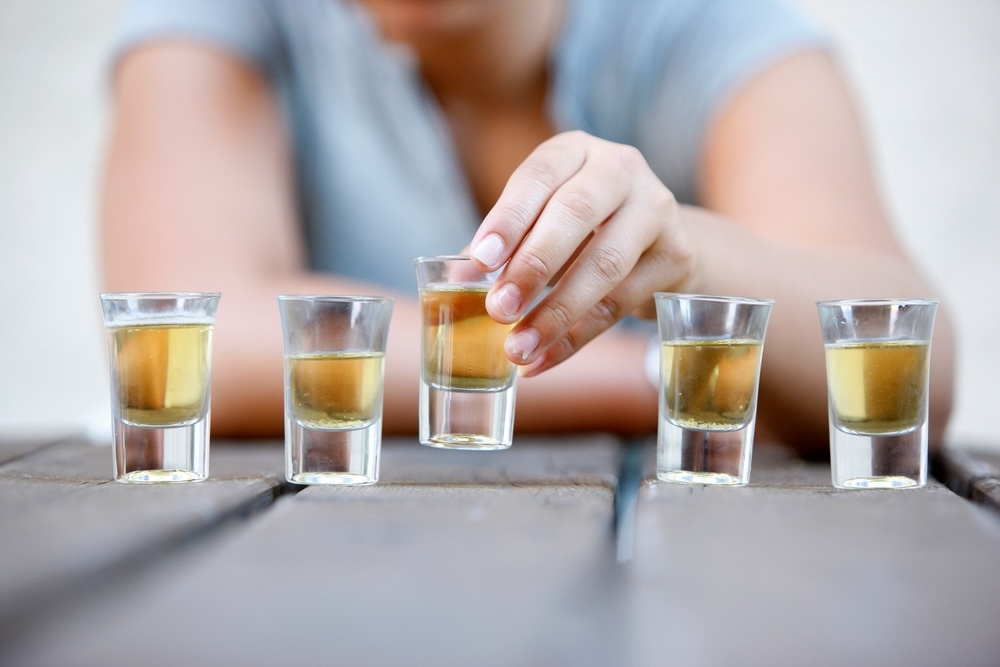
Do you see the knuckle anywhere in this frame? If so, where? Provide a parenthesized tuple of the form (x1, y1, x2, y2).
(545, 297, 576, 332)
(591, 295, 624, 328)
(556, 332, 580, 360)
(514, 246, 555, 285)
(646, 244, 673, 276)
(652, 182, 677, 210)
(651, 226, 695, 286)
(559, 129, 591, 144)
(614, 143, 644, 170)
(589, 245, 629, 284)
(546, 299, 622, 366)
(518, 155, 562, 192)
(555, 186, 601, 226)
(492, 199, 536, 232)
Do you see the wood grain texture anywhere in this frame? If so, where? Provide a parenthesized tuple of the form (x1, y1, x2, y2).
(210, 434, 624, 487)
(377, 434, 623, 486)
(0, 436, 625, 666)
(3, 484, 621, 664)
(0, 438, 282, 649)
(6, 436, 1000, 666)
(629, 468, 1000, 667)
(0, 435, 65, 466)
(934, 447, 1000, 510)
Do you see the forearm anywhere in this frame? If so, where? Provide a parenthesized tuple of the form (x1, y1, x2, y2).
(193, 272, 419, 439)
(682, 207, 955, 454)
(514, 330, 657, 436)
(180, 270, 657, 439)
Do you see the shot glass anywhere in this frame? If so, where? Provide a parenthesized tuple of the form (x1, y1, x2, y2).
(816, 298, 938, 489)
(414, 255, 517, 450)
(100, 292, 220, 483)
(277, 295, 394, 485)
(653, 293, 773, 486)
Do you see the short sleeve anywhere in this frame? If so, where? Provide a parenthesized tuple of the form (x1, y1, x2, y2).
(110, 0, 282, 78)
(552, 0, 830, 205)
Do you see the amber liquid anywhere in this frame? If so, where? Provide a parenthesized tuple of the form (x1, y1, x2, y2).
(825, 340, 929, 435)
(421, 285, 515, 391)
(288, 352, 384, 429)
(661, 339, 763, 430)
(109, 322, 212, 427)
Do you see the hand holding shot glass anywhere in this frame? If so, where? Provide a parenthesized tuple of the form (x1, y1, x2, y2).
(415, 255, 517, 450)
(654, 293, 773, 486)
(277, 296, 395, 485)
(817, 299, 938, 489)
(100, 292, 220, 483)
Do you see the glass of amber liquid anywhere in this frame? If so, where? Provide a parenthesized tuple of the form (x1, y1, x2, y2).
(654, 293, 773, 486)
(415, 256, 517, 450)
(817, 298, 938, 489)
(277, 296, 394, 485)
(100, 292, 220, 483)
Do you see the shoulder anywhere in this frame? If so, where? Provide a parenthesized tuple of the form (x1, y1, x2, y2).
(556, 0, 829, 100)
(552, 0, 831, 203)
(560, 0, 826, 48)
(110, 0, 376, 79)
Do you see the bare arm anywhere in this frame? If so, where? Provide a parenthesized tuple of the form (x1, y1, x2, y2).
(101, 42, 657, 439)
(472, 51, 955, 455)
(697, 51, 954, 453)
(102, 42, 386, 437)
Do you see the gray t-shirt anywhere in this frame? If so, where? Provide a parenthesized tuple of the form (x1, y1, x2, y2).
(113, 0, 827, 293)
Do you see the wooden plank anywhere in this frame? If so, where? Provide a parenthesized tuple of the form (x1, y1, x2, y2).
(0, 438, 284, 651)
(934, 446, 1000, 501)
(210, 438, 286, 480)
(627, 460, 1000, 667)
(206, 435, 623, 496)
(972, 477, 1000, 513)
(2, 438, 624, 666)
(208, 434, 624, 486)
(0, 434, 65, 465)
(9, 436, 999, 665)
(378, 433, 623, 486)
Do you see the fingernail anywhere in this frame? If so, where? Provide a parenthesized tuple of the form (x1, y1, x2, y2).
(507, 327, 540, 362)
(492, 283, 522, 319)
(472, 233, 504, 268)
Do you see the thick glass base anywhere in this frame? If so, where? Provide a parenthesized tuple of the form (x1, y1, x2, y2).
(119, 469, 205, 484)
(289, 472, 376, 486)
(830, 420, 926, 490)
(837, 476, 921, 489)
(419, 383, 514, 450)
(113, 417, 209, 483)
(422, 434, 511, 451)
(658, 470, 743, 486)
(657, 418, 753, 487)
(286, 418, 380, 485)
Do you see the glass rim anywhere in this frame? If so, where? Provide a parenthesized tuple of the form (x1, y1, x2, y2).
(276, 294, 395, 303)
(654, 292, 774, 306)
(816, 297, 939, 308)
(413, 254, 471, 265)
(99, 291, 221, 301)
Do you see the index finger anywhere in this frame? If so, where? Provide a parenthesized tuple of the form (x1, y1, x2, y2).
(470, 133, 587, 272)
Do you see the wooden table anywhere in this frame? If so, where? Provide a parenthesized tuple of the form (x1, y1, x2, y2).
(1, 435, 999, 666)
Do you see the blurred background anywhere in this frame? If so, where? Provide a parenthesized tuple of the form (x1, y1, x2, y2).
(1, 0, 997, 451)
